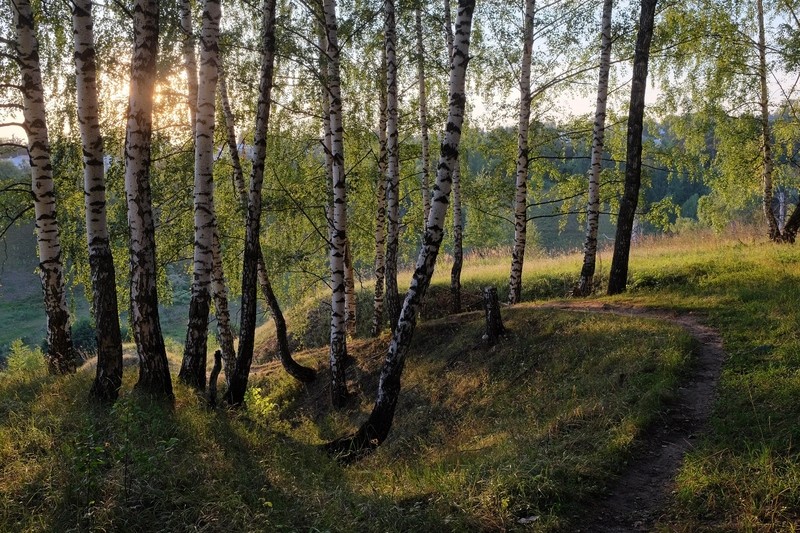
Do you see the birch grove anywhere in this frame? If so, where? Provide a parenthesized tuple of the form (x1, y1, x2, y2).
(328, 0, 476, 457)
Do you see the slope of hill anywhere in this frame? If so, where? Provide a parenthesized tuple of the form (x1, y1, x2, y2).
(1, 228, 799, 531)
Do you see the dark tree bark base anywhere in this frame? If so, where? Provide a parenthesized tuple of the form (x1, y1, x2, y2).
(483, 286, 505, 345)
(207, 349, 222, 408)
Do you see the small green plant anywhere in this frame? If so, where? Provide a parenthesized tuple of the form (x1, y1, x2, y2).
(2, 339, 46, 377)
(244, 386, 278, 426)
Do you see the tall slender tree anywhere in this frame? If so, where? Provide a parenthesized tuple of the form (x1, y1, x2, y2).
(72, 0, 124, 398)
(371, 50, 389, 337)
(508, 0, 535, 305)
(223, 0, 280, 406)
(574, 0, 613, 297)
(180, 0, 222, 390)
(218, 69, 314, 384)
(607, 0, 657, 295)
(125, 0, 173, 397)
(322, 0, 350, 407)
(12, 0, 77, 375)
(444, 0, 464, 314)
(327, 0, 476, 458)
(416, 4, 431, 224)
(384, 0, 401, 332)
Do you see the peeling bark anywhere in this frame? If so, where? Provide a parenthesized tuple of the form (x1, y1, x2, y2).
(326, 0, 475, 459)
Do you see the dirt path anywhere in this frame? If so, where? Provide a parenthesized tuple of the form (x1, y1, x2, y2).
(535, 301, 726, 532)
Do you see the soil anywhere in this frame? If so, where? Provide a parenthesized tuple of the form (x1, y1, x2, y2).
(535, 301, 726, 532)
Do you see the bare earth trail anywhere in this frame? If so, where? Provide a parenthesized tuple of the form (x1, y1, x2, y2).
(534, 301, 726, 532)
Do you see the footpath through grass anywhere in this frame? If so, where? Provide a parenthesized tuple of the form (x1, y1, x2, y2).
(1, 228, 799, 531)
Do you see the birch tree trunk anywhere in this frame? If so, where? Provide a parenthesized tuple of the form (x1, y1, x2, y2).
(179, 0, 198, 137)
(125, 0, 173, 397)
(322, 0, 350, 407)
(444, 0, 464, 314)
(223, 0, 279, 406)
(327, 0, 476, 458)
(607, 0, 657, 296)
(209, 227, 236, 384)
(384, 0, 401, 332)
(574, 0, 613, 297)
(758, 0, 780, 242)
(219, 68, 313, 384)
(371, 56, 389, 337)
(344, 239, 356, 336)
(72, 0, 123, 398)
(507, 0, 535, 305)
(416, 5, 431, 224)
(180, 0, 221, 390)
(13, 0, 77, 375)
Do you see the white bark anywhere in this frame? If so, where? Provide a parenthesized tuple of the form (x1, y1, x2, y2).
(13, 0, 76, 374)
(124, 0, 173, 396)
(416, 6, 431, 224)
(322, 0, 349, 406)
(180, 0, 199, 137)
(181, 0, 222, 389)
(575, 0, 612, 297)
(72, 0, 124, 397)
(508, 0, 535, 305)
(329, 0, 476, 455)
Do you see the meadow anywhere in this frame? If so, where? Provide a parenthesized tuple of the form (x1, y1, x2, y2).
(1, 227, 799, 531)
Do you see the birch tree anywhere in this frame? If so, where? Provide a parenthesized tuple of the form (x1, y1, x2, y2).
(507, 0, 535, 305)
(574, 0, 613, 297)
(179, 0, 222, 390)
(327, 0, 476, 457)
(371, 52, 389, 337)
(125, 0, 173, 397)
(12, 0, 77, 375)
(223, 0, 280, 406)
(322, 0, 350, 407)
(72, 0, 124, 398)
(444, 0, 464, 314)
(416, 4, 431, 224)
(384, 0, 401, 332)
(607, 0, 657, 295)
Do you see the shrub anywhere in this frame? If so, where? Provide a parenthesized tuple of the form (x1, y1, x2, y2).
(3, 339, 46, 377)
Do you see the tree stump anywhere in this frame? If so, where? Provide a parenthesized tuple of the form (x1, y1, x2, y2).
(208, 349, 223, 408)
(482, 286, 505, 345)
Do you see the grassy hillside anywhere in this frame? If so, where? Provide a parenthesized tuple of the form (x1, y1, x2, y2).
(2, 227, 800, 531)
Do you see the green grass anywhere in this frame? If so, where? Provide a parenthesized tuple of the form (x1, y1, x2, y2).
(2, 226, 800, 531)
